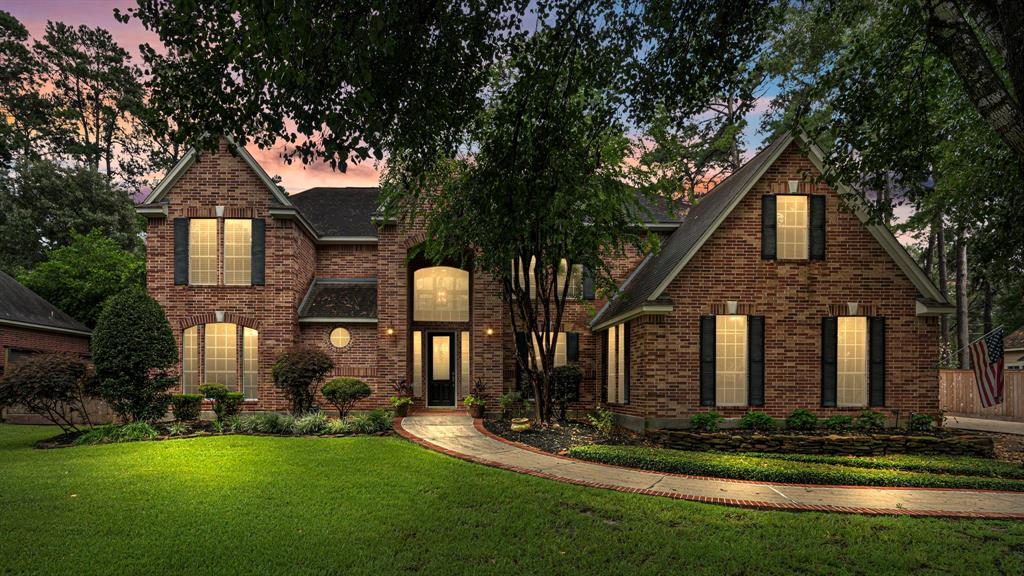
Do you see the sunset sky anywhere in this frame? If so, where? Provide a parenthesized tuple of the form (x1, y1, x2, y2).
(2, 0, 770, 195)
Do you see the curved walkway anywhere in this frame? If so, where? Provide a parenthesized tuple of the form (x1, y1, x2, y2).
(395, 415, 1024, 519)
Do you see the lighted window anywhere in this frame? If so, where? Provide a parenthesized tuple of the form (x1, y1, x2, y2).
(204, 323, 237, 389)
(513, 257, 582, 300)
(413, 267, 469, 322)
(431, 335, 450, 380)
(412, 330, 423, 397)
(460, 331, 471, 397)
(330, 327, 352, 349)
(182, 326, 199, 394)
(715, 315, 748, 406)
(776, 195, 809, 259)
(606, 324, 627, 403)
(531, 332, 567, 368)
(224, 219, 252, 285)
(189, 219, 218, 285)
(837, 316, 868, 406)
(242, 327, 258, 400)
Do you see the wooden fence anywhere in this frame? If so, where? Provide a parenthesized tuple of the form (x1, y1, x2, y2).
(939, 369, 1024, 421)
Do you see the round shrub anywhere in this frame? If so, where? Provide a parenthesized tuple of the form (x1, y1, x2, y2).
(219, 392, 244, 420)
(0, 353, 95, 433)
(91, 289, 177, 423)
(171, 394, 203, 422)
(321, 377, 371, 418)
(823, 415, 853, 432)
(855, 409, 886, 431)
(198, 383, 229, 401)
(690, 411, 724, 432)
(739, 411, 775, 431)
(271, 347, 334, 414)
(908, 413, 934, 432)
(785, 409, 819, 431)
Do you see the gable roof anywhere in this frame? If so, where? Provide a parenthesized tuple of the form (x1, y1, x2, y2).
(289, 187, 380, 238)
(0, 271, 91, 336)
(591, 131, 949, 330)
(297, 279, 378, 323)
(1006, 327, 1024, 351)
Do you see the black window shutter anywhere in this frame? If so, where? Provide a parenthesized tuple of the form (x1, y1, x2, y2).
(581, 267, 596, 300)
(623, 323, 631, 404)
(821, 317, 838, 407)
(810, 195, 826, 260)
(748, 316, 765, 406)
(761, 195, 777, 259)
(515, 331, 529, 392)
(869, 317, 886, 407)
(174, 218, 189, 285)
(567, 332, 579, 362)
(699, 316, 716, 406)
(251, 218, 266, 285)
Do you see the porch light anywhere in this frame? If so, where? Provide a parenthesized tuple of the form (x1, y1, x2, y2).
(485, 327, 494, 336)
(386, 327, 395, 336)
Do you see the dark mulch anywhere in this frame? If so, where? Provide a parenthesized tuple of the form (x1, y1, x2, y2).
(990, 433, 1024, 464)
(484, 419, 644, 455)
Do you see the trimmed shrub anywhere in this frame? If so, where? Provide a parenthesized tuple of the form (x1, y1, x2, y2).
(739, 411, 775, 431)
(0, 353, 95, 433)
(823, 415, 853, 432)
(198, 383, 240, 422)
(855, 409, 886, 431)
(271, 347, 334, 414)
(198, 383, 229, 401)
(909, 413, 934, 432)
(91, 289, 177, 423)
(295, 411, 329, 435)
(690, 411, 724, 432)
(321, 378, 371, 418)
(74, 422, 158, 445)
(785, 409, 818, 431)
(171, 394, 203, 422)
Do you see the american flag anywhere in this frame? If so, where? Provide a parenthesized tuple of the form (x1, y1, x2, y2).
(970, 328, 1005, 408)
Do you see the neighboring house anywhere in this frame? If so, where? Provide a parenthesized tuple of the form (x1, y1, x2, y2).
(137, 132, 951, 430)
(0, 271, 92, 423)
(1005, 327, 1024, 370)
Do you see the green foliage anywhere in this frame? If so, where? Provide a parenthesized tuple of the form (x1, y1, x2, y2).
(587, 407, 615, 436)
(239, 413, 296, 435)
(16, 230, 144, 327)
(323, 418, 348, 435)
(855, 410, 886, 432)
(739, 411, 775, 431)
(166, 421, 187, 437)
(321, 377, 371, 418)
(551, 364, 582, 420)
(74, 422, 158, 445)
(0, 353, 94, 433)
(463, 395, 485, 407)
(690, 411, 724, 432)
(498, 391, 523, 419)
(170, 394, 202, 422)
(224, 415, 242, 433)
(389, 396, 413, 409)
(785, 409, 819, 431)
(90, 289, 177, 423)
(198, 383, 229, 401)
(198, 383, 240, 422)
(344, 409, 393, 435)
(745, 452, 1024, 481)
(271, 347, 334, 415)
(568, 445, 1024, 492)
(823, 415, 853, 432)
(294, 412, 330, 435)
(908, 414, 935, 432)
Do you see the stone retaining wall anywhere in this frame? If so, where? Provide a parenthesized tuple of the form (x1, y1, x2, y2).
(650, 430, 995, 458)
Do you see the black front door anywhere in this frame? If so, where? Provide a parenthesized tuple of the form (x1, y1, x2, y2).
(426, 332, 456, 407)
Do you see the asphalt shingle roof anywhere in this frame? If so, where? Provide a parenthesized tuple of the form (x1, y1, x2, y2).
(0, 271, 90, 334)
(289, 187, 380, 238)
(298, 279, 378, 320)
(1005, 327, 1024, 350)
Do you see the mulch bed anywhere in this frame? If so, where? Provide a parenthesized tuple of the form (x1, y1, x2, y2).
(484, 419, 644, 455)
(991, 433, 1024, 464)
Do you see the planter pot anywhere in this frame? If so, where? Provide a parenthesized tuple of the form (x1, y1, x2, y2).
(468, 404, 485, 419)
(394, 403, 411, 417)
(510, 417, 531, 432)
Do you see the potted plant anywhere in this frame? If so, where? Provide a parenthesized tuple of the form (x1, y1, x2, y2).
(463, 378, 486, 418)
(389, 379, 414, 417)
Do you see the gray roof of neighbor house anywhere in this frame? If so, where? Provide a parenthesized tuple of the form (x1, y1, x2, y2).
(1006, 327, 1024, 350)
(0, 271, 91, 336)
(288, 187, 381, 238)
(297, 279, 378, 322)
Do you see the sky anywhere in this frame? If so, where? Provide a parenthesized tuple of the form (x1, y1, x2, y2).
(2, 0, 771, 195)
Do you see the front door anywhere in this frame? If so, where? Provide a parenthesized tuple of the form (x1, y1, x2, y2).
(427, 332, 456, 407)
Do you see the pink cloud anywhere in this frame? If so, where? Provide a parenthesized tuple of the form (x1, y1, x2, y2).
(244, 144, 381, 193)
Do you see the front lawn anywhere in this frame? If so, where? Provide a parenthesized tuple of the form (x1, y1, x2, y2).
(1, 425, 1023, 575)
(568, 445, 1024, 491)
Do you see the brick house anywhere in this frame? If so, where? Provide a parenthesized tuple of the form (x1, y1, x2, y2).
(137, 132, 951, 430)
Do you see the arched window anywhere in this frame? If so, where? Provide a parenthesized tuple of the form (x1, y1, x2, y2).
(180, 323, 259, 399)
(413, 266, 469, 322)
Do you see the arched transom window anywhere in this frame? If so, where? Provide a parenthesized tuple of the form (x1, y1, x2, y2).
(413, 266, 469, 322)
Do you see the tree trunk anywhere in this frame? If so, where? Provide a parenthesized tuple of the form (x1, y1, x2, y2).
(923, 226, 935, 279)
(936, 213, 950, 346)
(955, 238, 969, 369)
(982, 277, 993, 335)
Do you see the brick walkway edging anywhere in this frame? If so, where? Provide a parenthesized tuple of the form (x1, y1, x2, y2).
(393, 417, 1024, 520)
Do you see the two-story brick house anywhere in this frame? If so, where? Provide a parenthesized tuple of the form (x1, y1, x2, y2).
(137, 132, 951, 430)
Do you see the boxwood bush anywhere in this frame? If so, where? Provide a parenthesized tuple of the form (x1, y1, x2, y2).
(739, 411, 775, 431)
(321, 378, 371, 418)
(690, 411, 724, 432)
(785, 409, 818, 431)
(823, 415, 853, 432)
(171, 394, 203, 422)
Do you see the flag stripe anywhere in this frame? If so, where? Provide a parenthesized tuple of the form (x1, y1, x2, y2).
(970, 330, 1005, 408)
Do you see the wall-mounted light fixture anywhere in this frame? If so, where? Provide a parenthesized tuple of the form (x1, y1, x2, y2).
(485, 327, 494, 336)
(386, 327, 395, 336)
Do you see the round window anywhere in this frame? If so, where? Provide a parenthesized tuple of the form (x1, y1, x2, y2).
(330, 327, 352, 349)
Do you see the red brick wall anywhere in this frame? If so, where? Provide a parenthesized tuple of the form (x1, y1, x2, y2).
(315, 244, 378, 278)
(0, 325, 90, 374)
(616, 142, 940, 422)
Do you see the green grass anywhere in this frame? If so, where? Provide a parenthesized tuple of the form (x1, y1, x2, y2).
(749, 452, 1024, 479)
(0, 425, 1022, 575)
(568, 445, 1024, 492)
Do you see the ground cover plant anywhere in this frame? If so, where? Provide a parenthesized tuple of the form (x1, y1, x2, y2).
(1, 424, 1022, 575)
(568, 445, 1024, 492)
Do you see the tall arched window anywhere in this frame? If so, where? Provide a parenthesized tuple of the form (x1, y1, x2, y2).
(180, 323, 259, 399)
(413, 266, 469, 322)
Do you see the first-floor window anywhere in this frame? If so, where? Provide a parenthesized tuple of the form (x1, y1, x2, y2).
(716, 315, 748, 406)
(460, 331, 471, 398)
(837, 316, 868, 406)
(606, 323, 628, 403)
(205, 323, 237, 389)
(182, 323, 258, 399)
(242, 327, 258, 400)
(182, 326, 199, 394)
(412, 330, 423, 397)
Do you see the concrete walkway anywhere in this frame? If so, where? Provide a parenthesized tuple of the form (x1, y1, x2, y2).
(946, 416, 1024, 436)
(396, 415, 1024, 519)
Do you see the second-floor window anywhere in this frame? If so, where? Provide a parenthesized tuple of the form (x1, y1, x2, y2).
(776, 195, 809, 260)
(512, 257, 583, 300)
(224, 219, 252, 285)
(189, 219, 218, 285)
(413, 266, 469, 322)
(176, 217, 264, 287)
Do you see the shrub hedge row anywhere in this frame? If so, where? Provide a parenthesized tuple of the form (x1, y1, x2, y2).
(567, 445, 1024, 492)
(747, 452, 1024, 480)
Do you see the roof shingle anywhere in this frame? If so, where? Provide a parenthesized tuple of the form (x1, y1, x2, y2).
(0, 271, 90, 334)
(298, 279, 378, 320)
